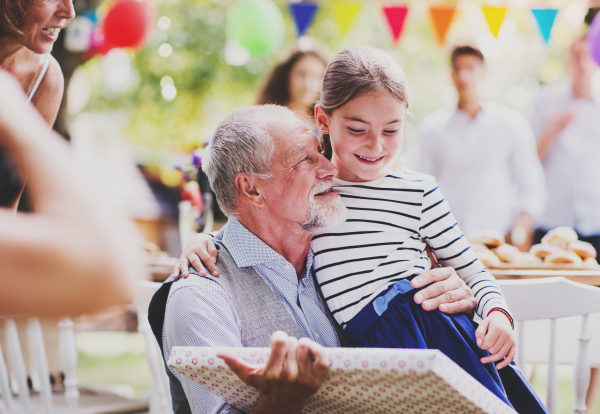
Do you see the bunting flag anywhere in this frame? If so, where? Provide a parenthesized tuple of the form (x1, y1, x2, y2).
(482, 6, 508, 38)
(428, 4, 457, 46)
(531, 8, 559, 44)
(332, 0, 362, 37)
(382, 5, 409, 44)
(289, 2, 318, 37)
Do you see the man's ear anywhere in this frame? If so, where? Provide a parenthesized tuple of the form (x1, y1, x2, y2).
(314, 105, 330, 133)
(234, 173, 265, 208)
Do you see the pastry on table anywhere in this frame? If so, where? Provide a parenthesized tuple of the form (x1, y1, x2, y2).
(544, 250, 583, 266)
(514, 252, 543, 264)
(471, 243, 490, 253)
(529, 243, 561, 259)
(583, 257, 599, 269)
(469, 231, 505, 248)
(568, 240, 597, 260)
(493, 243, 521, 263)
(541, 227, 578, 249)
(475, 248, 501, 267)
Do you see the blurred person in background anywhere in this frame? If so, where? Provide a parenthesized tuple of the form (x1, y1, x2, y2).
(529, 36, 600, 414)
(257, 48, 328, 132)
(0, 69, 143, 316)
(417, 46, 545, 250)
(0, 0, 75, 210)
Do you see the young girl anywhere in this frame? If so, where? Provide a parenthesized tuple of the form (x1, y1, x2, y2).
(182, 46, 547, 413)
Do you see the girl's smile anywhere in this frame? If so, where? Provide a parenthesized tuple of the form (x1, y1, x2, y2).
(316, 91, 407, 183)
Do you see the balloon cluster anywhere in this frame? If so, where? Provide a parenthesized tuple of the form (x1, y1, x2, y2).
(64, 0, 155, 59)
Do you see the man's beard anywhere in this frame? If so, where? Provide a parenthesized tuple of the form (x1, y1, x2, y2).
(300, 179, 347, 233)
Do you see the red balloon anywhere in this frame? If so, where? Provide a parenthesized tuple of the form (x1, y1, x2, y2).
(103, 0, 154, 49)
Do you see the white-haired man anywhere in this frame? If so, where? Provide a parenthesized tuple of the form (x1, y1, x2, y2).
(149, 105, 479, 414)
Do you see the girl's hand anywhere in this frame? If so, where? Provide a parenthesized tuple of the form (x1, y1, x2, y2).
(476, 312, 515, 369)
(173, 233, 219, 280)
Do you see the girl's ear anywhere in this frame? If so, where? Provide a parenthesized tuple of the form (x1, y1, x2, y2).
(234, 173, 265, 208)
(314, 105, 330, 134)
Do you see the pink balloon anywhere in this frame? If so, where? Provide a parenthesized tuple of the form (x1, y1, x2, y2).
(587, 11, 600, 66)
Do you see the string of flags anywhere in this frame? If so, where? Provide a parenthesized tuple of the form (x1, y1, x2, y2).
(288, 1, 564, 46)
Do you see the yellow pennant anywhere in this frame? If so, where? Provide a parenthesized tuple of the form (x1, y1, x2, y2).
(482, 6, 508, 38)
(332, 0, 362, 37)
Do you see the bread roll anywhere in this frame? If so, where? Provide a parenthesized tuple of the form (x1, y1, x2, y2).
(583, 257, 599, 269)
(476, 248, 501, 267)
(470, 231, 505, 248)
(544, 251, 583, 266)
(493, 244, 521, 263)
(514, 252, 543, 264)
(471, 243, 490, 254)
(529, 243, 560, 259)
(541, 227, 578, 249)
(568, 240, 597, 260)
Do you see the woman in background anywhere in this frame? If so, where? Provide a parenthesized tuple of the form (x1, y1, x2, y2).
(258, 48, 328, 131)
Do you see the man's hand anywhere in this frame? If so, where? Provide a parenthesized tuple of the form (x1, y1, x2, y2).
(173, 233, 219, 280)
(476, 311, 515, 369)
(411, 267, 477, 315)
(217, 331, 330, 414)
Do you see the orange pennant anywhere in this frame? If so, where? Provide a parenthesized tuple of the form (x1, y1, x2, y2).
(428, 4, 457, 46)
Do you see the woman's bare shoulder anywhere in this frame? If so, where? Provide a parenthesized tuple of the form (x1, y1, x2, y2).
(30, 54, 64, 125)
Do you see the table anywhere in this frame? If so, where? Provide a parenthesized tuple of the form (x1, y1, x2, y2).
(491, 269, 600, 286)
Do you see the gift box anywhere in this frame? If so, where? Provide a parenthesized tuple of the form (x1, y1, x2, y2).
(168, 346, 516, 414)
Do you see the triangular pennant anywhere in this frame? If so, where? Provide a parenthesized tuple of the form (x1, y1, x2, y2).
(332, 0, 362, 37)
(482, 6, 508, 38)
(531, 8, 559, 44)
(289, 2, 318, 37)
(382, 5, 409, 44)
(428, 4, 457, 46)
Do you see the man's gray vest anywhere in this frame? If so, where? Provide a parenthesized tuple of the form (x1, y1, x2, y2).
(148, 246, 347, 414)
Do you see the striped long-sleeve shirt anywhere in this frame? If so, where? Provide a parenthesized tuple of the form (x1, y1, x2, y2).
(311, 167, 511, 328)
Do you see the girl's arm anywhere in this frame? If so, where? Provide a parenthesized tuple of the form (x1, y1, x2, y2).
(418, 178, 513, 325)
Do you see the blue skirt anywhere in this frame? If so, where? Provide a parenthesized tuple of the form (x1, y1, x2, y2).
(344, 279, 548, 414)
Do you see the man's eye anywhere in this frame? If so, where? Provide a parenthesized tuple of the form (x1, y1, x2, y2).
(348, 127, 365, 134)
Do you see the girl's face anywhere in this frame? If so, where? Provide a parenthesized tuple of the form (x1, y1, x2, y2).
(316, 92, 407, 182)
(288, 55, 326, 106)
(20, 0, 75, 54)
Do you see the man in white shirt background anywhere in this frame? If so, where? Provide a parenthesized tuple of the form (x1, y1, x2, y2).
(529, 35, 600, 414)
(416, 46, 546, 250)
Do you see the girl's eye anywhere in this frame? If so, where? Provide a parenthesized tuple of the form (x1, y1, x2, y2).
(348, 127, 365, 134)
(384, 129, 400, 135)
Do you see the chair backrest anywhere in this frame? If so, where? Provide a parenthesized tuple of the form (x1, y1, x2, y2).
(498, 277, 600, 414)
(498, 277, 600, 320)
(135, 280, 173, 414)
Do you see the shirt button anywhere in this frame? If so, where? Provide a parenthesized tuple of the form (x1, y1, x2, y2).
(315, 333, 320, 339)
(285, 264, 291, 270)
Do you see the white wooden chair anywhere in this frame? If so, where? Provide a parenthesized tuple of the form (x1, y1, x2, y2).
(498, 277, 600, 414)
(134, 280, 173, 414)
(0, 317, 79, 413)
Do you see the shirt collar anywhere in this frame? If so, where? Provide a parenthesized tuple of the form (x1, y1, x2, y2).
(222, 218, 315, 275)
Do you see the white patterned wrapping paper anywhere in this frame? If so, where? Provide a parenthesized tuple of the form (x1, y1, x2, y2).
(168, 347, 517, 414)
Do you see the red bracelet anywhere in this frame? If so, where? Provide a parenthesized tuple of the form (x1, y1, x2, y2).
(487, 308, 514, 329)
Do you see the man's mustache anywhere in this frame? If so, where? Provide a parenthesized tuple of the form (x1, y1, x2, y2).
(310, 180, 335, 197)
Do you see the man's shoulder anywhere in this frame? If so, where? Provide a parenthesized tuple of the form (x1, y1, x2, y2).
(418, 107, 455, 135)
(484, 102, 534, 140)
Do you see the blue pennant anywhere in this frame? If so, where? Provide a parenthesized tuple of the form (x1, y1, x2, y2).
(290, 2, 318, 37)
(531, 9, 559, 44)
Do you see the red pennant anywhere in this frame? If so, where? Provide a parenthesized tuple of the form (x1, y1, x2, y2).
(382, 5, 409, 44)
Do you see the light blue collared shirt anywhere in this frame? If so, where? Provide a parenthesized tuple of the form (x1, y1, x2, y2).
(163, 219, 340, 414)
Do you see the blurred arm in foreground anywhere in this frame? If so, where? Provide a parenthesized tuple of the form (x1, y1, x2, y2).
(0, 70, 144, 316)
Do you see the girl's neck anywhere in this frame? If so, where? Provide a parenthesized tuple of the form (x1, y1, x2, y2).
(288, 101, 314, 126)
(0, 37, 26, 71)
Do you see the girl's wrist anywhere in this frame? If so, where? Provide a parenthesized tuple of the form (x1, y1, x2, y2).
(487, 308, 514, 329)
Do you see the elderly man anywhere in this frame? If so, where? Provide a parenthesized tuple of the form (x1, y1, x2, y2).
(149, 105, 479, 414)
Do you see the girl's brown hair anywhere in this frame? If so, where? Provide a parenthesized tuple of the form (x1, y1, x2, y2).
(0, 0, 31, 37)
(317, 46, 410, 159)
(257, 49, 329, 115)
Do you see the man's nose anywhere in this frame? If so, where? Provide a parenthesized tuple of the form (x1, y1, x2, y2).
(59, 0, 76, 20)
(316, 155, 338, 179)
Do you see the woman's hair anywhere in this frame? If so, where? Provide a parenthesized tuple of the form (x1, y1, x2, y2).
(0, 0, 30, 37)
(317, 46, 410, 160)
(257, 49, 328, 112)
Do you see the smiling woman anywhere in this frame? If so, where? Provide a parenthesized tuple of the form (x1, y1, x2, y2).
(0, 0, 74, 125)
